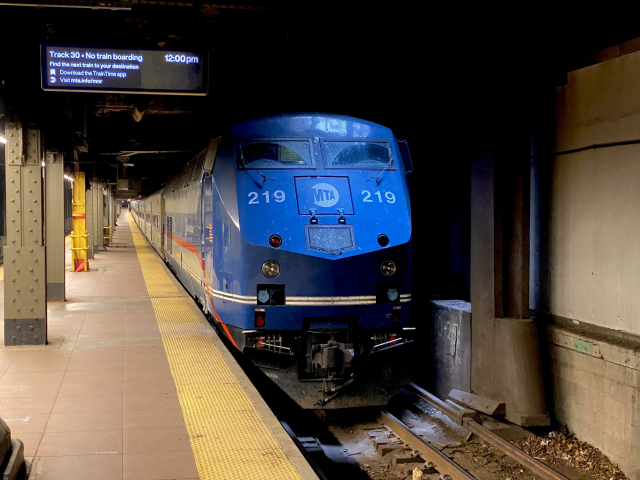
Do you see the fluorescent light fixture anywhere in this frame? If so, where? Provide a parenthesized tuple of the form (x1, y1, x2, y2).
(0, 133, 6, 144)
(64, 174, 74, 182)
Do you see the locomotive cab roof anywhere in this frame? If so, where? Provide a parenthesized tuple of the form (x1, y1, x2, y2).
(232, 113, 395, 140)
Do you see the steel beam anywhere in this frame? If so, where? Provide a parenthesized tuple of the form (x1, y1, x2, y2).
(0, 1, 131, 9)
(90, 179, 100, 253)
(71, 172, 88, 271)
(85, 179, 94, 259)
(98, 184, 105, 249)
(4, 117, 47, 345)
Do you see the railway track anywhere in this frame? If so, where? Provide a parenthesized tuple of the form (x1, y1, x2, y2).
(397, 383, 571, 480)
(378, 409, 475, 479)
(283, 383, 574, 480)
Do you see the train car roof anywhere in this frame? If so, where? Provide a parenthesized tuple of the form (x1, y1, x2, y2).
(231, 113, 394, 140)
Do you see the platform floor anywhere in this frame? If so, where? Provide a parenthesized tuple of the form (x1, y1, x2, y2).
(0, 211, 316, 480)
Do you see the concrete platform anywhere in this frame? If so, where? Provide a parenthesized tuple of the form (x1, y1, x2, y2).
(0, 211, 317, 480)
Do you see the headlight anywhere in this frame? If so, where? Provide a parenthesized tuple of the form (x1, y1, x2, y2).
(262, 260, 280, 278)
(381, 260, 396, 276)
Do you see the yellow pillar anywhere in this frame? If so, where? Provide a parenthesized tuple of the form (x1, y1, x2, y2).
(70, 172, 89, 271)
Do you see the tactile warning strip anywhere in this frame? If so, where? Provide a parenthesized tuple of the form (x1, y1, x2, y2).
(69, 295, 185, 302)
(130, 214, 302, 480)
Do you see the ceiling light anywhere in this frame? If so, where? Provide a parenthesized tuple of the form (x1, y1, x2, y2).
(0, 133, 6, 144)
(64, 174, 74, 183)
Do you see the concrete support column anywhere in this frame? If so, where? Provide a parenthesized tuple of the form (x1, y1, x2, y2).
(471, 156, 548, 426)
(494, 158, 530, 318)
(470, 157, 497, 392)
(3, 117, 47, 345)
(45, 151, 65, 301)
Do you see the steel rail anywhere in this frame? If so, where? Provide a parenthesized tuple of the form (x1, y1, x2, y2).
(378, 411, 476, 480)
(463, 419, 570, 480)
(409, 382, 480, 425)
(407, 384, 570, 480)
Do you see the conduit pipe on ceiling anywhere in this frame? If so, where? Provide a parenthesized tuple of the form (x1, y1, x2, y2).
(532, 138, 640, 159)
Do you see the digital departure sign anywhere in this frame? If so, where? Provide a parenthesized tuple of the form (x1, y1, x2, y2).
(41, 45, 208, 95)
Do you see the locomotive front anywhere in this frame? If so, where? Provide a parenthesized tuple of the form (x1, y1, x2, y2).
(211, 114, 413, 408)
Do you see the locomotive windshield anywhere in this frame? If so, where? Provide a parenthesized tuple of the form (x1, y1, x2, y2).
(239, 140, 312, 168)
(324, 141, 394, 169)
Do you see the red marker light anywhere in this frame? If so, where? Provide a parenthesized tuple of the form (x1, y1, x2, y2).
(269, 234, 282, 248)
(391, 306, 401, 325)
(389, 334, 397, 346)
(254, 308, 266, 328)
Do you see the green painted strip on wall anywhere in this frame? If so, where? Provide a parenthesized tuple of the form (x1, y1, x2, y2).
(573, 338, 594, 355)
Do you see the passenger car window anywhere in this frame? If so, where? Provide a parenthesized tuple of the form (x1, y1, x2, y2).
(239, 140, 312, 168)
(324, 141, 393, 169)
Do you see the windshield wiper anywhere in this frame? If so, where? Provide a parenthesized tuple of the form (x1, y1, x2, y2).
(241, 149, 275, 183)
(256, 170, 275, 183)
(367, 157, 394, 184)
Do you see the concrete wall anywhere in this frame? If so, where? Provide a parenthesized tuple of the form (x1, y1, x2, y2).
(424, 300, 471, 400)
(546, 52, 640, 335)
(543, 326, 639, 478)
(540, 47, 640, 478)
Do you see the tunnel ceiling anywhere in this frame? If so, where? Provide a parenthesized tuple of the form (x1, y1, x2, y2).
(2, 3, 640, 196)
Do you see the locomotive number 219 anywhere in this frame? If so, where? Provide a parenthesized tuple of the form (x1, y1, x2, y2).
(248, 190, 286, 204)
(361, 190, 396, 203)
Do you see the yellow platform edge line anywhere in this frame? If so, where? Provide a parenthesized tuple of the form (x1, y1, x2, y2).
(129, 213, 302, 480)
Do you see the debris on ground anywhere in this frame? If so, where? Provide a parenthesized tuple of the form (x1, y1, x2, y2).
(514, 426, 628, 480)
(443, 439, 538, 479)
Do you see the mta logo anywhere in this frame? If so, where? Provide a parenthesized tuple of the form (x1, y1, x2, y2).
(257, 290, 270, 304)
(312, 183, 339, 208)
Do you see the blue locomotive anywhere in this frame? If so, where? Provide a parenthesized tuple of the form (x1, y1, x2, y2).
(131, 113, 414, 408)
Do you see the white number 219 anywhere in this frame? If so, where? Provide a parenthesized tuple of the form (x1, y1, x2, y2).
(361, 190, 396, 203)
(248, 190, 285, 204)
